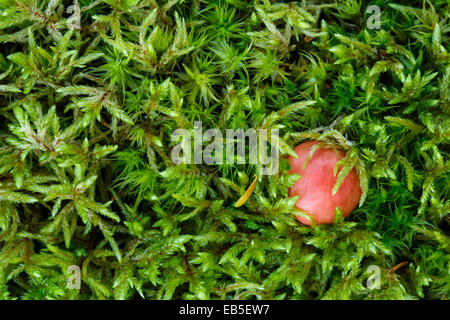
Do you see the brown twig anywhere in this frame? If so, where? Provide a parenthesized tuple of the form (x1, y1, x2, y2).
(389, 261, 409, 273)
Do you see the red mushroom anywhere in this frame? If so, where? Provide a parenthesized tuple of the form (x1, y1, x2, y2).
(287, 140, 361, 225)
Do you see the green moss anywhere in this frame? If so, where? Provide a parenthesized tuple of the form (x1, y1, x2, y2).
(0, 0, 448, 300)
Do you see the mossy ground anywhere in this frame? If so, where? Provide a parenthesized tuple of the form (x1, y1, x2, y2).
(0, 0, 448, 300)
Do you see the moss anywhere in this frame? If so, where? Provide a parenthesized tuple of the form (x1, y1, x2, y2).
(0, 0, 448, 300)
